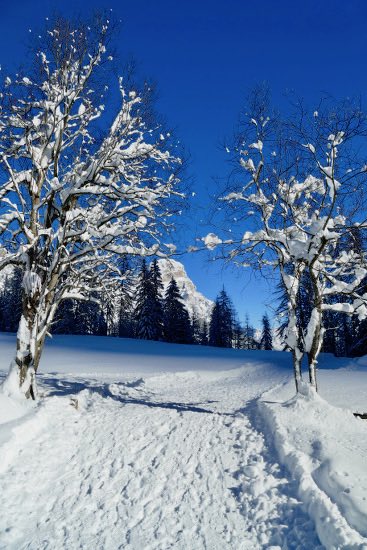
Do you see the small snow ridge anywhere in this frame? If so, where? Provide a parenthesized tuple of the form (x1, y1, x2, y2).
(259, 383, 367, 548)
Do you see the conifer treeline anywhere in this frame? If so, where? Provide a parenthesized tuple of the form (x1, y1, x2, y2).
(0, 260, 270, 350)
(4, 255, 367, 355)
(2, 257, 367, 355)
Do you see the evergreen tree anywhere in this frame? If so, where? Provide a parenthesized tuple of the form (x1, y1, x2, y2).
(260, 313, 273, 350)
(0, 269, 22, 332)
(346, 227, 367, 356)
(118, 282, 135, 338)
(242, 313, 258, 350)
(0, 290, 6, 332)
(191, 310, 202, 345)
(135, 260, 154, 340)
(81, 295, 107, 336)
(135, 260, 164, 341)
(200, 321, 209, 346)
(53, 295, 107, 336)
(100, 292, 114, 336)
(53, 299, 78, 334)
(163, 278, 192, 344)
(116, 257, 135, 338)
(209, 289, 234, 348)
(208, 298, 221, 346)
(232, 319, 243, 349)
(149, 260, 164, 340)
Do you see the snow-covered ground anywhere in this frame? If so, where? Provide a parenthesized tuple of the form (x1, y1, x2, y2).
(0, 333, 366, 549)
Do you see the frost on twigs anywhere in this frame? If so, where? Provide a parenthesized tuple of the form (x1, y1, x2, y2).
(203, 233, 222, 250)
(0, 16, 183, 398)
(215, 102, 367, 392)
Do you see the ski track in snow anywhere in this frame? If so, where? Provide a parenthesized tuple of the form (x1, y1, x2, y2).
(0, 371, 322, 550)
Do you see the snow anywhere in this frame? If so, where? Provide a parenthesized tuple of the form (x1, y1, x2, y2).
(0, 333, 367, 548)
(203, 233, 222, 250)
(249, 140, 263, 152)
(158, 259, 213, 322)
(259, 378, 367, 548)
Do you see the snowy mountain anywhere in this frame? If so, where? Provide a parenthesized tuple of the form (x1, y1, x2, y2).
(157, 259, 213, 321)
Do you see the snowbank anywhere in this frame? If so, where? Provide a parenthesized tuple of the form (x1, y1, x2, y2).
(259, 381, 367, 548)
(0, 383, 37, 449)
(1, 333, 367, 548)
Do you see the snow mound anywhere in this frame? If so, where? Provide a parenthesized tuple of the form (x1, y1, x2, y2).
(157, 259, 213, 321)
(0, 378, 37, 451)
(259, 381, 367, 548)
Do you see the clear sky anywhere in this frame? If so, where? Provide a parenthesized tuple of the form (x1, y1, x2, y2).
(1, 0, 367, 325)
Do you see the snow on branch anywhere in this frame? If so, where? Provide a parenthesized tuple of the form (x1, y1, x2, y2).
(211, 102, 367, 391)
(0, 16, 184, 374)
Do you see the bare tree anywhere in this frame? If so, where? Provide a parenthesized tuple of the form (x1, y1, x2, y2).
(205, 91, 367, 392)
(0, 16, 183, 399)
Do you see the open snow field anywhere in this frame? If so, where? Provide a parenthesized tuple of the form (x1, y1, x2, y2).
(0, 333, 366, 549)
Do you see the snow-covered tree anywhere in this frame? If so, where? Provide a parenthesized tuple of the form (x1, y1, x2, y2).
(0, 17, 182, 399)
(276, 267, 313, 354)
(206, 94, 367, 391)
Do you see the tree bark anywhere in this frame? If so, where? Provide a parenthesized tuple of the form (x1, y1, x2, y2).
(292, 349, 303, 393)
(307, 273, 323, 392)
(15, 314, 38, 400)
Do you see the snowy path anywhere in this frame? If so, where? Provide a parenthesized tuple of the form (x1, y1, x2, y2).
(0, 368, 322, 549)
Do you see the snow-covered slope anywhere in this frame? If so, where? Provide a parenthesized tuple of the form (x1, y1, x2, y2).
(158, 259, 213, 321)
(1, 334, 366, 548)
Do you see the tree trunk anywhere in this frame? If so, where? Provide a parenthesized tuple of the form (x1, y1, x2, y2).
(34, 332, 47, 373)
(306, 273, 324, 392)
(1, 262, 61, 400)
(13, 314, 39, 400)
(292, 349, 303, 393)
(5, 297, 50, 400)
(308, 354, 318, 392)
(284, 275, 304, 393)
(307, 316, 322, 392)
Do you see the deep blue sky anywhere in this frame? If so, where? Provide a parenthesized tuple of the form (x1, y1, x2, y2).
(1, 0, 367, 325)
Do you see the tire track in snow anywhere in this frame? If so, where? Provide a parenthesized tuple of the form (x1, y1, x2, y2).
(0, 375, 322, 549)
